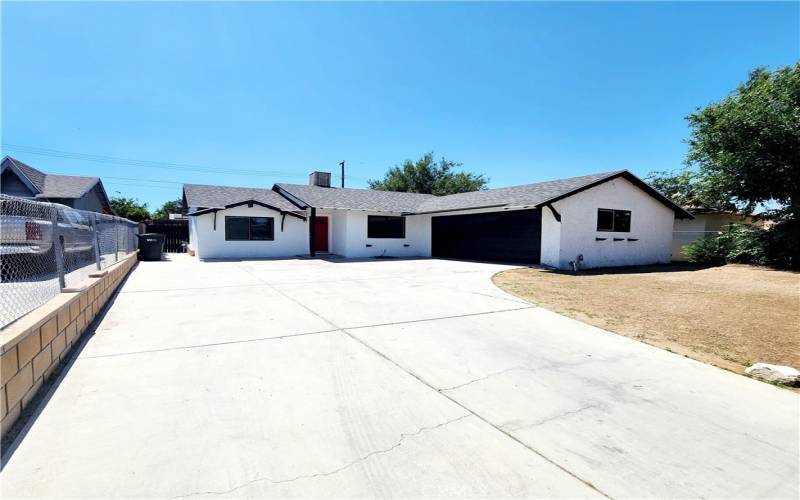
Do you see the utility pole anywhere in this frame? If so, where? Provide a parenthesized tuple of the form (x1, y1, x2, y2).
(339, 160, 345, 188)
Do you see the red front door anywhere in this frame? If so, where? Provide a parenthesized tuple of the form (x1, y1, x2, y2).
(314, 217, 329, 253)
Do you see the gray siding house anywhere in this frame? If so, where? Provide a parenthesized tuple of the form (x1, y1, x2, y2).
(1, 156, 114, 214)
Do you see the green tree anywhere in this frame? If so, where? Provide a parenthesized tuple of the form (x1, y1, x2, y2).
(686, 64, 799, 216)
(645, 168, 714, 210)
(152, 199, 183, 220)
(368, 152, 488, 195)
(110, 195, 150, 222)
(652, 64, 800, 269)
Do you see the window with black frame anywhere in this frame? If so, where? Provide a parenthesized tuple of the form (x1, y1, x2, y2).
(367, 215, 405, 238)
(596, 209, 631, 232)
(225, 216, 274, 241)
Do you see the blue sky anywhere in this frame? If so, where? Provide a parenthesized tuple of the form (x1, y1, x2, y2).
(2, 2, 798, 209)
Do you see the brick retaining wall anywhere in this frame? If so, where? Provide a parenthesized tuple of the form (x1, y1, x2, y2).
(0, 252, 138, 437)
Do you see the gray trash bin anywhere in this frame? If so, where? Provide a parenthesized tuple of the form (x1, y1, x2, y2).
(137, 233, 165, 261)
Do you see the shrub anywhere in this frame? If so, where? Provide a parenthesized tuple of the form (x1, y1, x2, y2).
(684, 224, 767, 266)
(762, 217, 800, 270)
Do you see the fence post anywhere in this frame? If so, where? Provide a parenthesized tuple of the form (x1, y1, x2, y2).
(91, 213, 102, 270)
(115, 220, 120, 263)
(51, 207, 66, 290)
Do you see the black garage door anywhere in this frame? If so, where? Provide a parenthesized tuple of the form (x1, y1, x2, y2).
(431, 209, 542, 264)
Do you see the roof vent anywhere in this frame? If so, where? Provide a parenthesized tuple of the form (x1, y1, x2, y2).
(309, 171, 331, 188)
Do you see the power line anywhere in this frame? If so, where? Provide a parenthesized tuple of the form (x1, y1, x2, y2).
(2, 143, 306, 177)
(105, 176, 183, 184)
(1, 143, 368, 181)
(104, 182, 181, 190)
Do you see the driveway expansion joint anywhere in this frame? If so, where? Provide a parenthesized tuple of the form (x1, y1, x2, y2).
(236, 263, 614, 500)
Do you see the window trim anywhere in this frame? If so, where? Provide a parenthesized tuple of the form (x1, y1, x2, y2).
(225, 216, 275, 241)
(596, 208, 631, 233)
(367, 215, 406, 239)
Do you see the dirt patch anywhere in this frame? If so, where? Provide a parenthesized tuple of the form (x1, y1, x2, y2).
(493, 264, 799, 374)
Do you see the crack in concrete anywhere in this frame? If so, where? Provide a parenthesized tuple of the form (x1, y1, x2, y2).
(438, 366, 534, 392)
(235, 263, 613, 499)
(437, 356, 604, 393)
(171, 414, 472, 498)
(502, 404, 602, 432)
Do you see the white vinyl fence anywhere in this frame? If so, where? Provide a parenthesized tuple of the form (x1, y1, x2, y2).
(0, 195, 138, 328)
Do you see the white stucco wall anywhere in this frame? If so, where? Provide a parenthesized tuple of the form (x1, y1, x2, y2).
(187, 216, 198, 253)
(548, 177, 675, 269)
(191, 205, 308, 259)
(540, 206, 561, 267)
(334, 211, 431, 258)
(326, 210, 349, 256)
(671, 215, 708, 262)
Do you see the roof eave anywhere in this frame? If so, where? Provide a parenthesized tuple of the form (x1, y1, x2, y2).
(272, 184, 310, 210)
(411, 203, 509, 215)
(2, 157, 42, 195)
(187, 199, 306, 220)
(533, 170, 695, 220)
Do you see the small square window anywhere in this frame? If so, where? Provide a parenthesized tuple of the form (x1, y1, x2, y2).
(596, 209, 631, 232)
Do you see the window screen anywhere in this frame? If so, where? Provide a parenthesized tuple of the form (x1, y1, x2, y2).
(613, 210, 631, 232)
(250, 217, 274, 240)
(597, 209, 614, 231)
(225, 216, 274, 241)
(225, 217, 250, 240)
(367, 215, 405, 238)
(596, 209, 631, 232)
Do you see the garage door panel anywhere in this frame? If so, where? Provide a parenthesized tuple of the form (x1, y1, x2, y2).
(432, 209, 541, 264)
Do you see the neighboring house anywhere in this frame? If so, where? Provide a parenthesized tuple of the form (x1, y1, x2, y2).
(1, 156, 114, 214)
(672, 208, 756, 262)
(184, 169, 691, 269)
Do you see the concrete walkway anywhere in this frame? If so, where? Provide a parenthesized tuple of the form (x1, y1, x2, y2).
(1, 255, 797, 498)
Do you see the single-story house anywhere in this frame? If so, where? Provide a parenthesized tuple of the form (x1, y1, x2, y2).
(183, 169, 692, 269)
(1, 156, 115, 214)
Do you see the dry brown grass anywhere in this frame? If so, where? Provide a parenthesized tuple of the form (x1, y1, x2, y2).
(493, 264, 800, 373)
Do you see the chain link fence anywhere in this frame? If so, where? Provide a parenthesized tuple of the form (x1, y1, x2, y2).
(0, 194, 138, 328)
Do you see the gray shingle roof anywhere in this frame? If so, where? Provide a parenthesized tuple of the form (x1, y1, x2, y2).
(277, 171, 628, 213)
(279, 170, 691, 218)
(275, 183, 436, 212)
(183, 183, 301, 212)
(38, 174, 100, 198)
(7, 157, 46, 191)
(188, 169, 692, 219)
(3, 156, 100, 198)
(414, 171, 626, 213)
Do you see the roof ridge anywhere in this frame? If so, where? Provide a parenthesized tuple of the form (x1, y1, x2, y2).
(184, 182, 275, 190)
(43, 172, 100, 180)
(275, 182, 436, 197)
(463, 169, 627, 195)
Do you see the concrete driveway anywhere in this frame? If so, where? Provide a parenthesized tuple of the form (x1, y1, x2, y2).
(2, 255, 797, 498)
